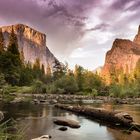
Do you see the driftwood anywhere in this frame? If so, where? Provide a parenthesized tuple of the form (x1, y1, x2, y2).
(55, 104, 140, 132)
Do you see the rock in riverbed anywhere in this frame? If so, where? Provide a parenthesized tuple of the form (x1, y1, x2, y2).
(54, 118, 80, 128)
(31, 135, 51, 140)
(58, 126, 68, 131)
(10, 97, 25, 103)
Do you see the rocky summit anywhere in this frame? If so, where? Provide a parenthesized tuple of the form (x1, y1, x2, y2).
(102, 26, 140, 83)
(0, 24, 59, 72)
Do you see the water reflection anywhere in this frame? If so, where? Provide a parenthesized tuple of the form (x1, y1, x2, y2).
(107, 127, 140, 140)
(0, 103, 140, 140)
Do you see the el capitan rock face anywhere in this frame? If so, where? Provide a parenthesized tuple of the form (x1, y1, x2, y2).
(0, 24, 59, 71)
(102, 26, 140, 83)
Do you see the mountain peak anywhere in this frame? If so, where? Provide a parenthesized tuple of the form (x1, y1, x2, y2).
(0, 24, 59, 72)
(102, 25, 140, 83)
(1, 23, 46, 47)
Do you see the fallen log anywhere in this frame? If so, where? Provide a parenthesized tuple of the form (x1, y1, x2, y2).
(55, 104, 140, 132)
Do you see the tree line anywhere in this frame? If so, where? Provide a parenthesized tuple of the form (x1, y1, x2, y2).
(107, 60, 140, 98)
(0, 27, 140, 98)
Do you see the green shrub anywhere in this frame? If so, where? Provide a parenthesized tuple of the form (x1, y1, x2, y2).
(46, 84, 57, 94)
(91, 89, 98, 97)
(17, 86, 33, 94)
(57, 88, 65, 94)
(109, 84, 122, 97)
(32, 80, 46, 94)
(55, 75, 78, 94)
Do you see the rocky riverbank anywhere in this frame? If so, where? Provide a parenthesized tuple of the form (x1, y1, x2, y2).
(28, 94, 140, 105)
(1, 93, 140, 105)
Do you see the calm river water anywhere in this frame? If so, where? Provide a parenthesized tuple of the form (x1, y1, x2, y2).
(0, 103, 140, 140)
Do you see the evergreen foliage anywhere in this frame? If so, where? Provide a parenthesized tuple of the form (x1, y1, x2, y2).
(0, 28, 5, 53)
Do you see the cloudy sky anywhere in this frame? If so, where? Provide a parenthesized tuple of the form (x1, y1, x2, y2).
(0, 0, 140, 70)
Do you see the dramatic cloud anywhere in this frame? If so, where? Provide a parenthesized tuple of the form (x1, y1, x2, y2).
(0, 0, 140, 69)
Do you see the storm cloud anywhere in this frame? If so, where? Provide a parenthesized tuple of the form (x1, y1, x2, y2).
(0, 0, 140, 69)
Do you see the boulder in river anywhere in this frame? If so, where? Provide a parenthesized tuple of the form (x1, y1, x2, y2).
(58, 126, 68, 131)
(54, 118, 80, 128)
(32, 99, 40, 104)
(10, 97, 25, 103)
(31, 135, 51, 140)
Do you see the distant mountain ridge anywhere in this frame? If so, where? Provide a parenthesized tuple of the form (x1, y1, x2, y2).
(102, 26, 140, 83)
(0, 24, 59, 72)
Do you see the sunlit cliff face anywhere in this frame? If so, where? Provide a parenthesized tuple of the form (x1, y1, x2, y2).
(0, 0, 140, 69)
(1, 24, 58, 72)
(101, 26, 140, 83)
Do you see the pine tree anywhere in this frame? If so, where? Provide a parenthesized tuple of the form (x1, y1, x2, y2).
(46, 63, 51, 76)
(33, 58, 41, 79)
(33, 58, 40, 71)
(20, 48, 25, 64)
(0, 73, 6, 88)
(41, 64, 45, 75)
(4, 27, 21, 85)
(134, 59, 140, 82)
(0, 28, 5, 53)
(19, 62, 34, 86)
(7, 27, 19, 55)
(74, 65, 84, 90)
(52, 60, 64, 80)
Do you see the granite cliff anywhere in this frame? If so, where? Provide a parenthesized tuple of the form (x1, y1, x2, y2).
(0, 24, 59, 72)
(102, 26, 140, 83)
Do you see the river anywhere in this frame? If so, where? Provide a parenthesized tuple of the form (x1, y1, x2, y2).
(0, 103, 140, 140)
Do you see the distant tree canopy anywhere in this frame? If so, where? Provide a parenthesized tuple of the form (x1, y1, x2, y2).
(107, 59, 140, 98)
(134, 59, 140, 81)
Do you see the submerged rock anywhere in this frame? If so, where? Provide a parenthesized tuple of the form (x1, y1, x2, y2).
(32, 99, 40, 104)
(31, 135, 51, 140)
(10, 97, 25, 103)
(58, 126, 68, 131)
(54, 118, 80, 128)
